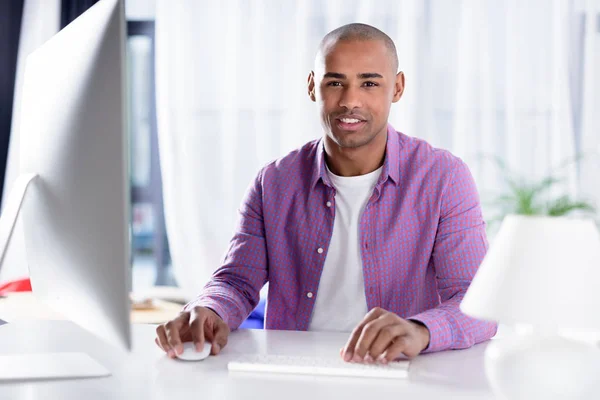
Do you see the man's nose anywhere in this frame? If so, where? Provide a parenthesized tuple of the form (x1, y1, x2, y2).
(338, 86, 363, 110)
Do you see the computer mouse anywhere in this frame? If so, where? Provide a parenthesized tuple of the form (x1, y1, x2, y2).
(176, 341, 212, 361)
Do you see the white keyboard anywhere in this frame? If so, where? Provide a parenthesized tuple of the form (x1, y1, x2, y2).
(227, 354, 410, 379)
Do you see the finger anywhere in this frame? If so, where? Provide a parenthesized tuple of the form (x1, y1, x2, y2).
(368, 323, 410, 360)
(165, 314, 189, 356)
(190, 307, 209, 352)
(342, 307, 386, 361)
(154, 336, 164, 351)
(165, 322, 182, 356)
(204, 318, 216, 344)
(381, 335, 421, 362)
(155, 325, 172, 356)
(211, 322, 230, 355)
(353, 314, 398, 362)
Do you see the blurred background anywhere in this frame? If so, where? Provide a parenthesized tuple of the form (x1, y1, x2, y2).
(0, 1, 599, 315)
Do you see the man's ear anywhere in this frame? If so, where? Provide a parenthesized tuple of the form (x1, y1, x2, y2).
(307, 71, 316, 102)
(392, 71, 405, 103)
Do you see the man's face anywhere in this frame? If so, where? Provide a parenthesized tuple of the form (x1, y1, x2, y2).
(308, 39, 404, 149)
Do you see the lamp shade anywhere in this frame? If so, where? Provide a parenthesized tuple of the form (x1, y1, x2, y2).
(461, 215, 600, 331)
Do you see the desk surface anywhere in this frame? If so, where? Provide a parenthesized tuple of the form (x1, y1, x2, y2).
(0, 292, 183, 324)
(0, 320, 495, 400)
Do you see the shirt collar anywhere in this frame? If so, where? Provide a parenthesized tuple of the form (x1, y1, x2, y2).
(312, 123, 402, 188)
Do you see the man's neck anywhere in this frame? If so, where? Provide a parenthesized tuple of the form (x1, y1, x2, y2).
(324, 130, 387, 177)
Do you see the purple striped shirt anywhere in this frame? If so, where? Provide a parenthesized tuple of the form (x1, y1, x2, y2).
(186, 125, 497, 352)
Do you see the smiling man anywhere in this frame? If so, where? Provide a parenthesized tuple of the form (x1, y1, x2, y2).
(155, 23, 497, 363)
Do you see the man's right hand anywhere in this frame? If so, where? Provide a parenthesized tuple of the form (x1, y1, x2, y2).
(155, 306, 230, 359)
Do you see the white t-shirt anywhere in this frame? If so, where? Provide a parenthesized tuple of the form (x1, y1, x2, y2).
(308, 164, 382, 332)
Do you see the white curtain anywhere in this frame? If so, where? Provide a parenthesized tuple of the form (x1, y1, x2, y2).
(580, 0, 600, 216)
(155, 0, 600, 294)
(0, 0, 60, 283)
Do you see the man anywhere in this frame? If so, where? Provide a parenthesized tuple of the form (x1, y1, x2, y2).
(155, 23, 497, 364)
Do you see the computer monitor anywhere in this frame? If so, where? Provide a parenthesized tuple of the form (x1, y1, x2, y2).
(0, 0, 130, 380)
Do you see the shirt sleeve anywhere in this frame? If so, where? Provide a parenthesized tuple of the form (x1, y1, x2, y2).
(408, 158, 498, 352)
(183, 170, 268, 330)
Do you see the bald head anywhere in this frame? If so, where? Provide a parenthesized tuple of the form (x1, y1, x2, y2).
(317, 23, 399, 73)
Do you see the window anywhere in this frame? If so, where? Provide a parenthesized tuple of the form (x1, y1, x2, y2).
(127, 20, 173, 289)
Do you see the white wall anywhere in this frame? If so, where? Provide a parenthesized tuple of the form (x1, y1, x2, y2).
(125, 0, 155, 20)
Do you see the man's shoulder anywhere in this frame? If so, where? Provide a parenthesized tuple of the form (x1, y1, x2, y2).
(396, 131, 463, 173)
(258, 138, 321, 182)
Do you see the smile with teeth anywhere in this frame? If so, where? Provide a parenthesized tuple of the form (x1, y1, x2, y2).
(339, 118, 362, 123)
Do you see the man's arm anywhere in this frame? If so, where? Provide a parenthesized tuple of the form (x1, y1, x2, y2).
(183, 170, 268, 330)
(408, 158, 498, 352)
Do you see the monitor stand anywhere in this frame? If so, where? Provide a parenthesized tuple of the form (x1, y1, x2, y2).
(0, 174, 111, 381)
(0, 174, 38, 268)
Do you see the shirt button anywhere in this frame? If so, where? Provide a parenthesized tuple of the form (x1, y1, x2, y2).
(317, 248, 324, 254)
(307, 292, 313, 298)
(326, 201, 332, 207)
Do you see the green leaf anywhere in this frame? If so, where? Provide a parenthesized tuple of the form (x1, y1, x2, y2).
(546, 196, 596, 217)
(533, 176, 563, 193)
(482, 152, 598, 224)
(548, 153, 587, 176)
(512, 186, 543, 215)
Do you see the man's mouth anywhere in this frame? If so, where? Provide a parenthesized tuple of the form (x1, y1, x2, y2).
(335, 116, 367, 131)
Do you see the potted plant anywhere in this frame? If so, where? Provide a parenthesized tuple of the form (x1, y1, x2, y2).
(482, 155, 596, 232)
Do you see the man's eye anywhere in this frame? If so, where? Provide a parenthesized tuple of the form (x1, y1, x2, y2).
(364, 81, 378, 87)
(327, 81, 342, 87)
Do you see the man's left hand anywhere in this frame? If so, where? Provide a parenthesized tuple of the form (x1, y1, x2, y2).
(341, 307, 430, 364)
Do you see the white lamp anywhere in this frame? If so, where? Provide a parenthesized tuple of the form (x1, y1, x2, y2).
(461, 215, 600, 400)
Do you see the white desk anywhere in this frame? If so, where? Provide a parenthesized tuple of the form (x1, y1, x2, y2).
(0, 320, 495, 399)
